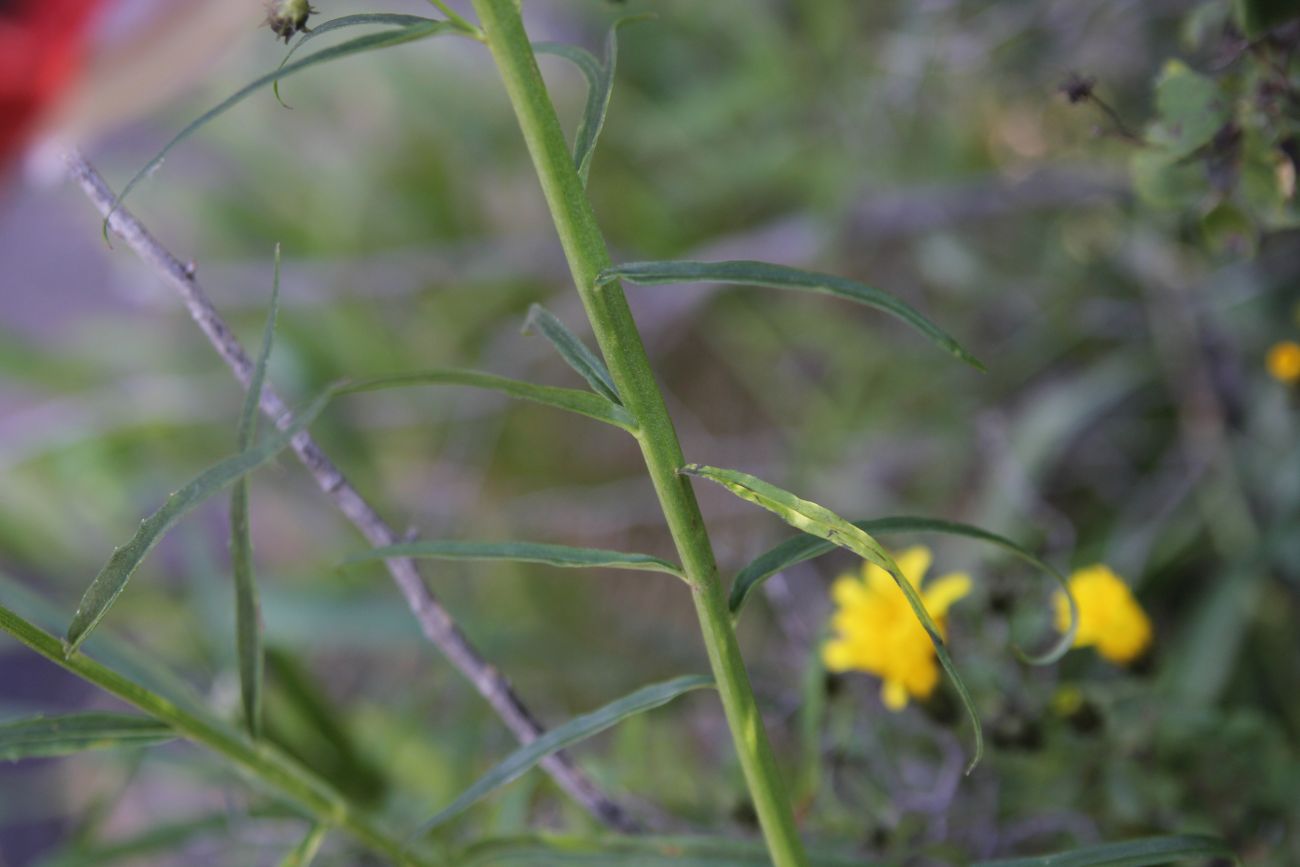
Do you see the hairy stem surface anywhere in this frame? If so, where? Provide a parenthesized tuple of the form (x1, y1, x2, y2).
(468, 2, 809, 864)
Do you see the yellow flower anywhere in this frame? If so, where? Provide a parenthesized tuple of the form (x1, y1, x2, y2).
(1267, 341, 1300, 384)
(822, 546, 971, 711)
(1054, 564, 1151, 665)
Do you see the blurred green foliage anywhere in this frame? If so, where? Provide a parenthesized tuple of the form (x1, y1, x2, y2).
(2, 0, 1298, 864)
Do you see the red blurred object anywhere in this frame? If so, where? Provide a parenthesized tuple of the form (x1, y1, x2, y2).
(0, 0, 104, 166)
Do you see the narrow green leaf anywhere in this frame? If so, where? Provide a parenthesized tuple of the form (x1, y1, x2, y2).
(345, 540, 683, 579)
(274, 14, 440, 105)
(231, 245, 281, 739)
(454, 833, 875, 866)
(0, 713, 173, 760)
(522, 304, 621, 404)
(65, 389, 336, 655)
(278, 824, 329, 867)
(109, 20, 458, 223)
(599, 260, 983, 370)
(416, 675, 713, 834)
(730, 515, 1078, 666)
(66, 366, 636, 654)
(339, 369, 637, 431)
(974, 834, 1238, 867)
(537, 17, 647, 186)
(37, 814, 233, 867)
(681, 464, 984, 772)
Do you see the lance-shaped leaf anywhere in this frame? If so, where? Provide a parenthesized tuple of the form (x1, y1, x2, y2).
(278, 824, 328, 867)
(0, 713, 174, 760)
(536, 16, 647, 186)
(340, 369, 636, 431)
(109, 19, 459, 224)
(65, 388, 336, 655)
(973, 835, 1238, 867)
(230, 246, 282, 739)
(274, 14, 441, 105)
(67, 367, 634, 654)
(599, 260, 982, 370)
(345, 540, 683, 579)
(522, 304, 621, 404)
(415, 675, 713, 834)
(730, 515, 1078, 665)
(680, 464, 984, 772)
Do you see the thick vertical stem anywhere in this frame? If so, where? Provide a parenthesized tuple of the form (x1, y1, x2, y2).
(468, 2, 808, 864)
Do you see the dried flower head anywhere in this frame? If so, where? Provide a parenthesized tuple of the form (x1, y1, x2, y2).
(265, 0, 316, 44)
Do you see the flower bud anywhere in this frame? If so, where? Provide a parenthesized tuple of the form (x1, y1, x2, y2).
(265, 0, 316, 43)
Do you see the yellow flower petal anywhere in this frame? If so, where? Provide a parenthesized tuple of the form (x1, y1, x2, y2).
(922, 572, 971, 617)
(1267, 340, 1300, 384)
(822, 639, 857, 672)
(831, 575, 868, 608)
(1058, 564, 1152, 666)
(894, 546, 932, 585)
(881, 679, 909, 711)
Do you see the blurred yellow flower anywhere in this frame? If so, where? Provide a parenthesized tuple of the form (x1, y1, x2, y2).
(822, 546, 970, 711)
(1054, 564, 1151, 665)
(1267, 341, 1300, 384)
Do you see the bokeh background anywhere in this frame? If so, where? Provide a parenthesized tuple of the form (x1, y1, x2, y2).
(1, 0, 1298, 864)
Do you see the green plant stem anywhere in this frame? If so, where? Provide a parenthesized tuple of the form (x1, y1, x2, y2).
(0, 604, 428, 867)
(467, 3, 809, 865)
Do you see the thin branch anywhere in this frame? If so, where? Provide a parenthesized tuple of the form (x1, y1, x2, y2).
(63, 149, 639, 834)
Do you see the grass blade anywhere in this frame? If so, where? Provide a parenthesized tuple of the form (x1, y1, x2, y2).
(345, 540, 683, 579)
(230, 245, 282, 739)
(109, 20, 458, 223)
(974, 835, 1238, 867)
(522, 304, 621, 404)
(339, 369, 637, 431)
(681, 464, 984, 772)
(599, 260, 983, 370)
(454, 833, 875, 866)
(730, 515, 1078, 665)
(278, 824, 328, 867)
(274, 14, 440, 105)
(64, 389, 335, 655)
(416, 675, 713, 834)
(536, 17, 646, 186)
(0, 713, 174, 760)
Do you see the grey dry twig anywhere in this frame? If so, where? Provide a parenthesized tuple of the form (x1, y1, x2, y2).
(63, 149, 639, 833)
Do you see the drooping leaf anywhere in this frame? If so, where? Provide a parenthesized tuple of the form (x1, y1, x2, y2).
(67, 367, 633, 654)
(730, 515, 1077, 665)
(65, 389, 336, 655)
(416, 675, 713, 834)
(680, 464, 983, 772)
(274, 14, 441, 105)
(522, 304, 621, 404)
(278, 824, 328, 867)
(536, 16, 647, 186)
(0, 713, 174, 761)
(230, 245, 281, 740)
(346, 540, 683, 579)
(973, 834, 1238, 867)
(109, 20, 459, 223)
(599, 260, 982, 369)
(455, 832, 874, 866)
